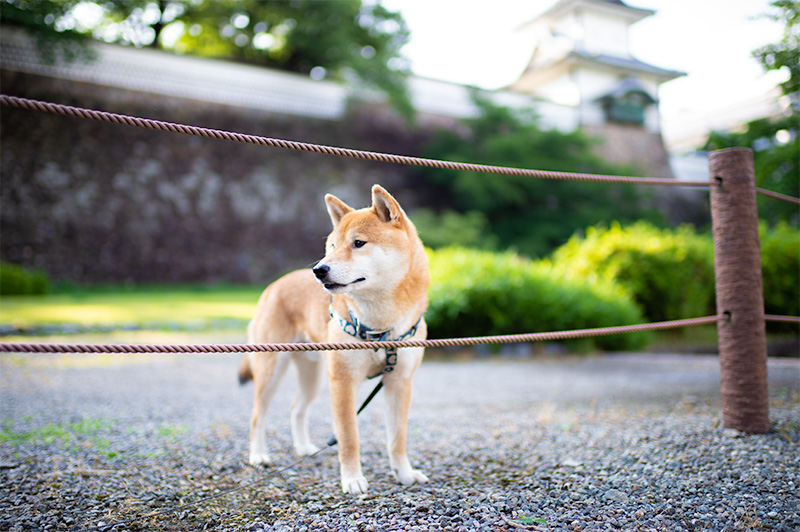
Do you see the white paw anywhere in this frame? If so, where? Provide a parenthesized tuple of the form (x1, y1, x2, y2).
(393, 467, 429, 486)
(341, 474, 369, 494)
(294, 443, 321, 456)
(248, 452, 272, 467)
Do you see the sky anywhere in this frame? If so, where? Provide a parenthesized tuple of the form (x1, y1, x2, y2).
(383, 0, 788, 133)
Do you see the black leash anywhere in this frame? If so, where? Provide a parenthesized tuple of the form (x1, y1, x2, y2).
(83, 379, 386, 531)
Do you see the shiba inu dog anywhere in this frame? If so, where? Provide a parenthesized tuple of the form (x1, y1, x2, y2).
(239, 185, 430, 494)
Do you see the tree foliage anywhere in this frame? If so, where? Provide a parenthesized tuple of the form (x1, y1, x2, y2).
(704, 0, 799, 225)
(705, 116, 798, 224)
(1, 0, 413, 116)
(753, 0, 800, 100)
(414, 91, 662, 258)
(0, 0, 95, 63)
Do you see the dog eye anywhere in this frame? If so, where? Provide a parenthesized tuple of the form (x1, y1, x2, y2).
(353, 239, 367, 248)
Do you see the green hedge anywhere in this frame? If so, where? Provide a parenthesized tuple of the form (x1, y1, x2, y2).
(425, 247, 648, 351)
(0, 262, 50, 296)
(549, 221, 799, 328)
(549, 222, 716, 323)
(761, 222, 800, 324)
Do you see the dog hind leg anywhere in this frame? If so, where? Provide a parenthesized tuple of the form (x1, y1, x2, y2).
(290, 351, 325, 456)
(248, 352, 291, 466)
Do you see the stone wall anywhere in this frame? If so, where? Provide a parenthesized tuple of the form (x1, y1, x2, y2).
(583, 122, 709, 226)
(1, 70, 427, 283)
(583, 122, 674, 179)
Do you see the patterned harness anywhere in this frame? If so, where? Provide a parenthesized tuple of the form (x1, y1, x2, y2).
(329, 304, 422, 379)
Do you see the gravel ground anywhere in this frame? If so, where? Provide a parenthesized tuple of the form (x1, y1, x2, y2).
(1, 336, 798, 532)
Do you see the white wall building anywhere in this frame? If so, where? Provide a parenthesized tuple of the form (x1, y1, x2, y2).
(511, 0, 684, 134)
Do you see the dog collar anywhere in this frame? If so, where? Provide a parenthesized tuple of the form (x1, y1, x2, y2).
(329, 303, 422, 379)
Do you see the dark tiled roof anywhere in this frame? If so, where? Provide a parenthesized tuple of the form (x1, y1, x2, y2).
(594, 78, 657, 103)
(572, 50, 686, 79)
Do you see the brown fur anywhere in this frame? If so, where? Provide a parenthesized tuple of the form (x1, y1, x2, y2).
(240, 185, 430, 494)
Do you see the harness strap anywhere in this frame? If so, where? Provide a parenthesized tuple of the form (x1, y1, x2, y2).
(329, 304, 422, 379)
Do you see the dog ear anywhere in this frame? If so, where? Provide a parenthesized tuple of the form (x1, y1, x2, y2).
(325, 194, 354, 227)
(371, 185, 404, 224)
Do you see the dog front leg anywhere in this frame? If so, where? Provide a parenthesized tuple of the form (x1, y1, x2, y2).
(383, 364, 429, 486)
(328, 356, 368, 494)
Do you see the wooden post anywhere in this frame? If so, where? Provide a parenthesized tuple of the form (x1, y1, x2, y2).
(708, 148, 770, 433)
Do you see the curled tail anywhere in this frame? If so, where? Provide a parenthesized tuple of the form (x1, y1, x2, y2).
(238, 354, 253, 385)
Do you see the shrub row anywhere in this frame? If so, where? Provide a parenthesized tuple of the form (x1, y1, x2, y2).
(425, 247, 648, 351)
(424, 222, 798, 350)
(548, 222, 716, 323)
(0, 262, 50, 296)
(761, 222, 800, 321)
(549, 221, 798, 326)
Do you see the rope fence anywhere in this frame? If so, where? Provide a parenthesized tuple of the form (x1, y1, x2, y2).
(3, 94, 798, 204)
(756, 187, 800, 206)
(1, 96, 798, 433)
(0, 94, 713, 188)
(0, 315, 726, 354)
(1, 315, 796, 355)
(764, 314, 800, 324)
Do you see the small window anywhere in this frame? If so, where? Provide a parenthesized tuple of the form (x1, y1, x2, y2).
(607, 100, 645, 124)
(603, 92, 650, 125)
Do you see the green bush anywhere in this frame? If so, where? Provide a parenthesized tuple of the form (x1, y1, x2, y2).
(549, 222, 715, 323)
(0, 262, 50, 295)
(760, 221, 800, 324)
(426, 247, 648, 351)
(412, 209, 498, 250)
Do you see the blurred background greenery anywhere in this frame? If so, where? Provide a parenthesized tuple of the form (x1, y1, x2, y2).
(1, 0, 797, 352)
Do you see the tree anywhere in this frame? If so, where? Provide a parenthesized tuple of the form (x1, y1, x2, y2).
(753, 0, 800, 102)
(1, 0, 413, 116)
(0, 0, 95, 63)
(704, 0, 799, 225)
(705, 116, 798, 225)
(414, 91, 663, 258)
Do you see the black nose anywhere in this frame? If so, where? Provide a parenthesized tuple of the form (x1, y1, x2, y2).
(312, 264, 330, 280)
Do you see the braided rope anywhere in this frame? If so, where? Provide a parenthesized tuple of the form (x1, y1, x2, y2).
(764, 314, 800, 324)
(755, 187, 800, 205)
(0, 315, 725, 354)
(7, 94, 798, 201)
(0, 94, 713, 187)
(3, 95, 797, 200)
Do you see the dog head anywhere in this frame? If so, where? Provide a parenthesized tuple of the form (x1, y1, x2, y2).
(312, 185, 422, 296)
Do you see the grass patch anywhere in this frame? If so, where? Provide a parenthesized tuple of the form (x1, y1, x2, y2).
(0, 417, 110, 445)
(1, 418, 196, 460)
(0, 284, 264, 330)
(157, 424, 188, 440)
